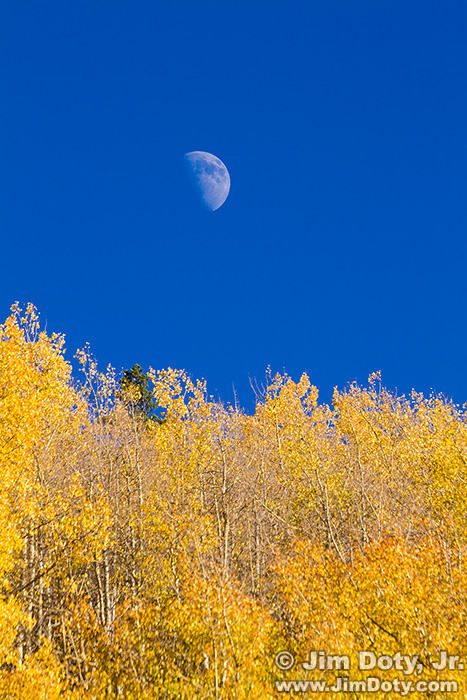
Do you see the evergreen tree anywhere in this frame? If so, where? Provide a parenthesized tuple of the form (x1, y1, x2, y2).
(117, 363, 164, 423)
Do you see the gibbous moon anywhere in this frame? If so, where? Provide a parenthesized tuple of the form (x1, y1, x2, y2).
(184, 151, 230, 211)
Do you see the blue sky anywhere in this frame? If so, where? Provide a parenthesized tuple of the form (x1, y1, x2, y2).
(1, 1, 466, 412)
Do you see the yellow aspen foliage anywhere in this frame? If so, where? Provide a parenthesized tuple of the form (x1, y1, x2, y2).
(0, 639, 80, 700)
(331, 373, 467, 547)
(68, 565, 281, 699)
(152, 568, 281, 699)
(272, 530, 467, 698)
(2, 305, 467, 698)
(0, 305, 85, 678)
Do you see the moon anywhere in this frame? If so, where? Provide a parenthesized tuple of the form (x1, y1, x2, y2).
(184, 151, 230, 211)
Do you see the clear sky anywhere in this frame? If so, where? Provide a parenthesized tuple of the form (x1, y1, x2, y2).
(1, 1, 466, 412)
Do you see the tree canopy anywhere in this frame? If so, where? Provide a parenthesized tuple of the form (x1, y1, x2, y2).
(0, 303, 466, 698)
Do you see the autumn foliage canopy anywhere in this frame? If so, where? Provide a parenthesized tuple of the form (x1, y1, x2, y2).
(0, 303, 466, 698)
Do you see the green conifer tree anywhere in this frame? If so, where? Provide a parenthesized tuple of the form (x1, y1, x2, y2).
(118, 364, 164, 423)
